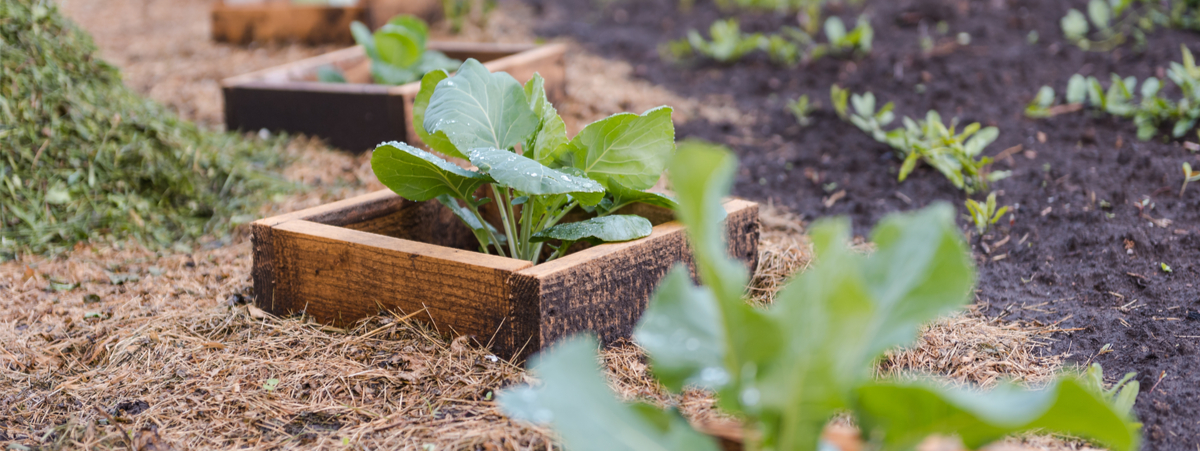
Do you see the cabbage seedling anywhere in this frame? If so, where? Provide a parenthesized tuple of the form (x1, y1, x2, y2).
(786, 94, 816, 126)
(337, 15, 461, 85)
(498, 144, 1141, 451)
(371, 60, 678, 263)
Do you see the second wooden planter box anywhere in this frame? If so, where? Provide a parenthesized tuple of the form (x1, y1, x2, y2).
(211, 0, 442, 45)
(222, 42, 567, 153)
(251, 190, 759, 359)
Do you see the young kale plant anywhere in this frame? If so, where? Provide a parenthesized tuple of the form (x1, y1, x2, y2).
(320, 15, 460, 85)
(786, 94, 817, 126)
(497, 143, 1141, 451)
(1027, 45, 1200, 141)
(370, 60, 678, 264)
(964, 192, 1010, 236)
(832, 85, 1010, 193)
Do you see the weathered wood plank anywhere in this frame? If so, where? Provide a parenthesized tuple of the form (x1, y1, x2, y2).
(261, 219, 532, 338)
(211, 2, 365, 45)
(222, 43, 566, 153)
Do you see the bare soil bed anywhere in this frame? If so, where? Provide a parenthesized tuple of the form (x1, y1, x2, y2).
(522, 0, 1200, 448)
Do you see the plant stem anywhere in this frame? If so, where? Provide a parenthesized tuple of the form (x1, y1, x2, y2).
(490, 184, 520, 259)
(465, 201, 505, 258)
(545, 240, 573, 262)
(520, 195, 534, 260)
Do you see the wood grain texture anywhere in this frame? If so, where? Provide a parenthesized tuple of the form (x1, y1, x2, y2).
(363, 0, 442, 29)
(211, 2, 365, 45)
(262, 219, 531, 338)
(222, 43, 566, 153)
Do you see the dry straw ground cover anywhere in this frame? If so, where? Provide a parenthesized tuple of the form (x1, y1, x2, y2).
(1, 204, 1079, 450)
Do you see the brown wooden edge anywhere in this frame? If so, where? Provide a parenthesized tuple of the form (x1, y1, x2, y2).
(210, 1, 366, 45)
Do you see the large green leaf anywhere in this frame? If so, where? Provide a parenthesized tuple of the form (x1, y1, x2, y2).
(633, 266, 728, 392)
(411, 70, 465, 158)
(465, 147, 604, 202)
(423, 59, 538, 152)
(855, 379, 1140, 451)
(497, 336, 722, 451)
(531, 214, 652, 244)
(664, 141, 782, 413)
(371, 142, 488, 201)
(608, 181, 680, 211)
(524, 74, 569, 165)
(567, 107, 675, 191)
(374, 23, 423, 68)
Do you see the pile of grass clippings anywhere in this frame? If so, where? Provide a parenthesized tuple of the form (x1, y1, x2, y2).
(0, 0, 294, 258)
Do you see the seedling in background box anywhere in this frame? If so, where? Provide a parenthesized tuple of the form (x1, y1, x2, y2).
(323, 15, 460, 85)
(498, 144, 1141, 451)
(832, 85, 1010, 193)
(670, 15, 872, 66)
(371, 60, 679, 264)
(965, 192, 1010, 236)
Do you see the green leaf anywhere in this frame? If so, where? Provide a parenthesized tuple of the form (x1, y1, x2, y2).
(1087, 0, 1111, 29)
(634, 266, 728, 392)
(497, 336, 722, 451)
(351, 21, 378, 60)
(375, 24, 423, 69)
(371, 61, 419, 85)
(465, 147, 604, 201)
(1067, 74, 1088, 104)
(897, 150, 920, 182)
(424, 59, 539, 152)
(435, 194, 502, 251)
(824, 16, 846, 45)
(855, 379, 1140, 451)
(608, 181, 680, 211)
(316, 66, 346, 83)
(372, 142, 488, 201)
(962, 126, 998, 157)
(667, 140, 746, 302)
(567, 107, 676, 191)
(1062, 9, 1089, 40)
(530, 214, 652, 244)
(1140, 77, 1161, 98)
(524, 74, 570, 165)
(411, 70, 463, 159)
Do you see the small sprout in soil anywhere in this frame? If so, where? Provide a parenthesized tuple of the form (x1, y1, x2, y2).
(1161, 262, 1173, 273)
(1061, 0, 1200, 52)
(371, 60, 679, 264)
(337, 15, 462, 85)
(442, 0, 496, 34)
(499, 146, 1142, 451)
(832, 85, 1009, 193)
(1181, 162, 1200, 196)
(262, 378, 280, 392)
(786, 94, 817, 126)
(1081, 363, 1140, 419)
(965, 192, 1010, 236)
(1029, 45, 1200, 141)
(671, 15, 872, 66)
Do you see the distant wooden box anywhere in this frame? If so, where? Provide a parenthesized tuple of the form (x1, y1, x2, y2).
(221, 42, 567, 153)
(211, 0, 442, 45)
(251, 190, 760, 360)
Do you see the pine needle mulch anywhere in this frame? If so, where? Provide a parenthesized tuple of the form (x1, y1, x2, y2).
(0, 201, 1085, 451)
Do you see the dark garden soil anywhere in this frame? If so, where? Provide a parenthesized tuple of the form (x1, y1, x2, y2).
(520, 0, 1200, 448)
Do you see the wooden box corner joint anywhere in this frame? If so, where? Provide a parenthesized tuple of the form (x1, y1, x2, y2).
(251, 190, 759, 360)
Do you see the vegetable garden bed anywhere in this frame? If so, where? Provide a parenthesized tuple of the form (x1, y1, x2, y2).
(211, 0, 442, 45)
(251, 189, 759, 359)
(525, 0, 1200, 447)
(221, 42, 566, 152)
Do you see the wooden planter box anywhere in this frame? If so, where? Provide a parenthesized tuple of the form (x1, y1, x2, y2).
(211, 0, 442, 45)
(251, 189, 759, 360)
(222, 42, 567, 153)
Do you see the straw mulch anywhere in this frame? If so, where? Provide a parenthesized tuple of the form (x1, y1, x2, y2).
(1, 200, 1083, 450)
